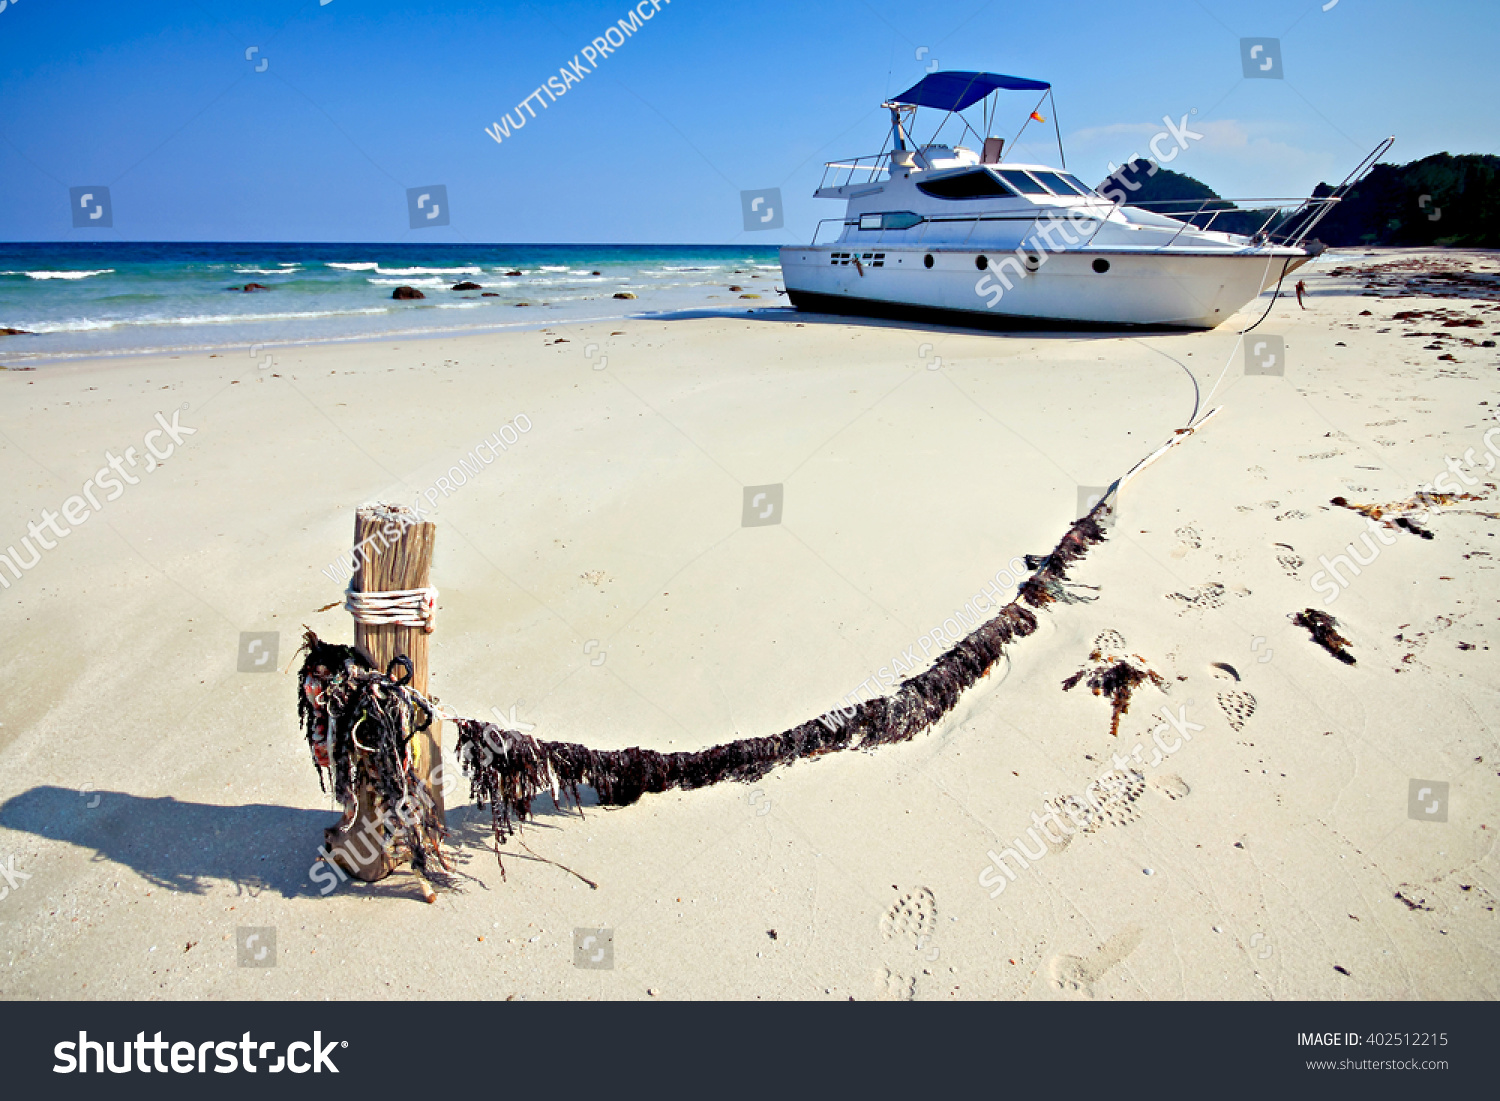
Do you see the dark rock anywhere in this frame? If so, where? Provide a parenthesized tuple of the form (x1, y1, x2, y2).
(728, 285, 743, 291)
(241, 283, 268, 292)
(452, 281, 482, 291)
(591, 270, 602, 275)
(0, 327, 33, 336)
(505, 270, 523, 276)
(613, 292, 637, 299)
(392, 286, 425, 300)
(481, 292, 499, 297)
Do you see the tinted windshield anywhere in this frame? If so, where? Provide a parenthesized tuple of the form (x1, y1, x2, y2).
(1059, 173, 1100, 197)
(1031, 170, 1090, 196)
(994, 169, 1050, 196)
(916, 170, 1017, 200)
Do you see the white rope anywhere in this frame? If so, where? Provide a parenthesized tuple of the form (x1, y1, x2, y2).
(345, 586, 438, 632)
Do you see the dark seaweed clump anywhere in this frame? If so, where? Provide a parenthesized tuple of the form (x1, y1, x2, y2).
(1293, 608, 1357, 665)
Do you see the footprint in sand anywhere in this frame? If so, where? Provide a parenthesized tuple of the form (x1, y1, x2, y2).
(1048, 928, 1144, 999)
(1217, 689, 1257, 732)
(1092, 629, 1127, 657)
(1275, 546, 1304, 577)
(1166, 582, 1228, 614)
(1274, 509, 1310, 521)
(1148, 773, 1190, 801)
(882, 886, 937, 947)
(876, 887, 937, 1001)
(1172, 525, 1203, 558)
(876, 967, 918, 1001)
(1045, 769, 1147, 837)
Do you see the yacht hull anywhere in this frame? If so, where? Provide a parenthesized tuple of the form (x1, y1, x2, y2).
(779, 246, 1310, 330)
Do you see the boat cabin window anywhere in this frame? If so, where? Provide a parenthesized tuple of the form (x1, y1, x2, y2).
(993, 169, 1051, 196)
(1058, 173, 1100, 197)
(916, 170, 1017, 200)
(1030, 170, 1091, 196)
(857, 211, 925, 230)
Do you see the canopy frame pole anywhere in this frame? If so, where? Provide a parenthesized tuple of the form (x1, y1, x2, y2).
(1050, 90, 1066, 169)
(1005, 89, 1052, 161)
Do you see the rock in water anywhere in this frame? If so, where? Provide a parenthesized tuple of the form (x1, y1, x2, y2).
(613, 292, 637, 300)
(452, 281, 482, 291)
(392, 286, 425, 300)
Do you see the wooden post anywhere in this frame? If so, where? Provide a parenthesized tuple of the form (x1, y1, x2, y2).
(323, 502, 443, 888)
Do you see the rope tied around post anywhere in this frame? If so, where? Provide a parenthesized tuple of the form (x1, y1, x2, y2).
(345, 585, 439, 632)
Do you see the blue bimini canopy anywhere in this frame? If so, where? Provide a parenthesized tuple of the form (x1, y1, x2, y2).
(889, 71, 1051, 113)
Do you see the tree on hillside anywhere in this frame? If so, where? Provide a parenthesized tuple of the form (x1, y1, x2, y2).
(1309, 153, 1500, 247)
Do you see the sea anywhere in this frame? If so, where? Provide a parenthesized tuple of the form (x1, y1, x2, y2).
(0, 243, 784, 366)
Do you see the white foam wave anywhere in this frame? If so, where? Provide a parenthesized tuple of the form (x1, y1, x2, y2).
(373, 266, 483, 276)
(16, 307, 390, 333)
(0, 269, 115, 280)
(366, 277, 448, 287)
(233, 267, 301, 274)
(326, 262, 379, 271)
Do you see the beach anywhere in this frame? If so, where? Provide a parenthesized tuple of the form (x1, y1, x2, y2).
(0, 247, 1496, 1000)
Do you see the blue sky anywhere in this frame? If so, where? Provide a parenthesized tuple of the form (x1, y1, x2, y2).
(1, 0, 1495, 243)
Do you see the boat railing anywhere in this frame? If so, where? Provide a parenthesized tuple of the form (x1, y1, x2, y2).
(817, 154, 892, 192)
(1128, 196, 1341, 249)
(808, 196, 1342, 251)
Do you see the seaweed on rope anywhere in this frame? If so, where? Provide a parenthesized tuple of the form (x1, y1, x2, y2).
(297, 508, 1111, 875)
(296, 636, 448, 877)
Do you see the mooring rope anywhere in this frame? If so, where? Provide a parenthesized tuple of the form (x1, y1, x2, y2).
(298, 503, 1114, 880)
(344, 586, 439, 631)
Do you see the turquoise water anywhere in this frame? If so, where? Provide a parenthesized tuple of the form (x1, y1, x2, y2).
(0, 243, 783, 365)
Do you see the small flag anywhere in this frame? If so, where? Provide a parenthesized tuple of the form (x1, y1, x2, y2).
(1030, 111, 1047, 122)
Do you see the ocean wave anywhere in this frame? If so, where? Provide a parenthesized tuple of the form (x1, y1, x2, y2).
(14, 307, 391, 333)
(366, 276, 450, 287)
(233, 267, 302, 274)
(0, 269, 115, 280)
(326, 262, 379, 271)
(372, 266, 483, 276)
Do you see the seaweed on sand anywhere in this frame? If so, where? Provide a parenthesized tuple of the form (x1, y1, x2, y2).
(1293, 608, 1357, 665)
(1061, 649, 1167, 738)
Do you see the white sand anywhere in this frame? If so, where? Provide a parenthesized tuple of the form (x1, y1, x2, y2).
(0, 249, 1496, 999)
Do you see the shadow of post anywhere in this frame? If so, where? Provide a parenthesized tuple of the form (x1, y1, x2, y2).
(0, 786, 340, 898)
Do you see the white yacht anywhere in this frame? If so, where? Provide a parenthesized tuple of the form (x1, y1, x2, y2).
(780, 71, 1386, 329)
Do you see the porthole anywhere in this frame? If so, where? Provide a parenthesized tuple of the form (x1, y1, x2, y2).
(1092, 258, 1110, 273)
(1022, 252, 1041, 270)
(923, 254, 934, 269)
(975, 255, 989, 270)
